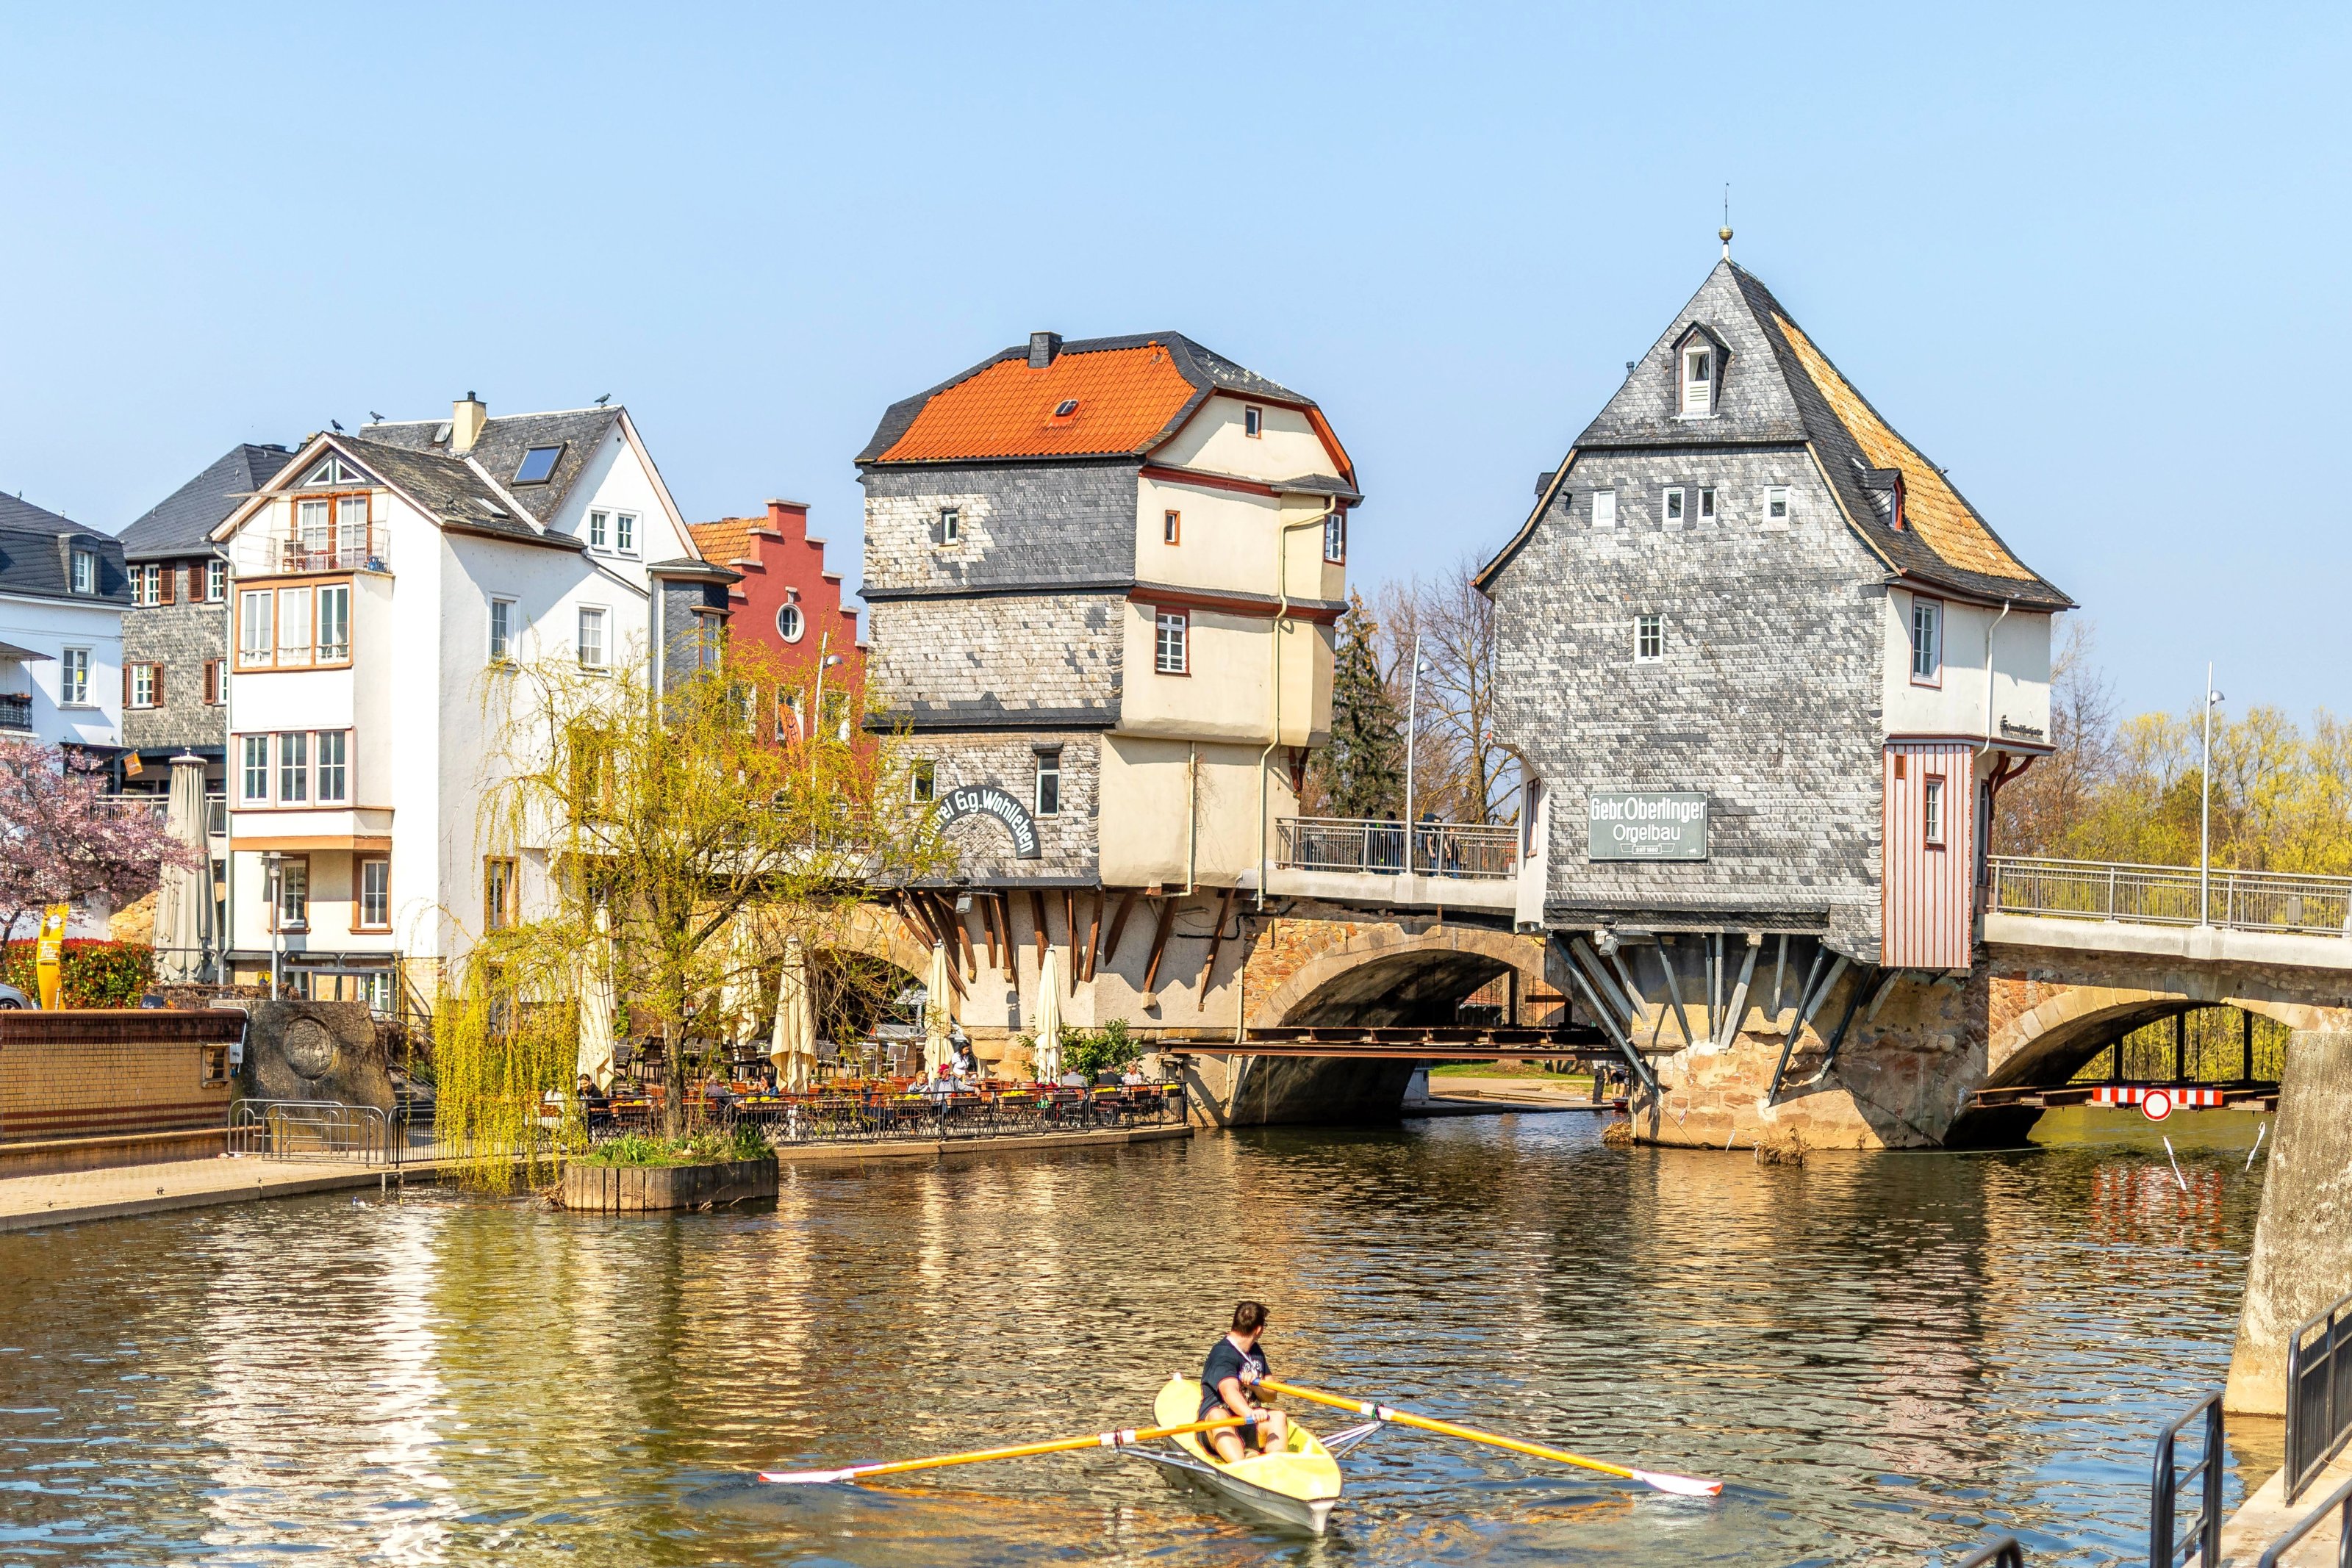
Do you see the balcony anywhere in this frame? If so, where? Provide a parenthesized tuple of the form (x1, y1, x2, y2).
(0, 693, 29, 732)
(276, 525, 390, 575)
(1268, 816, 1521, 913)
(100, 792, 229, 838)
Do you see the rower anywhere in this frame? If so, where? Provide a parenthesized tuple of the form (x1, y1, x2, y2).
(1200, 1300, 1288, 1463)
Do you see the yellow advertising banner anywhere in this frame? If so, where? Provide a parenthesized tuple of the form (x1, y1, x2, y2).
(35, 904, 68, 1010)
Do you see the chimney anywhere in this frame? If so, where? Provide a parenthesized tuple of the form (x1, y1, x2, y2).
(451, 390, 487, 454)
(1027, 331, 1063, 369)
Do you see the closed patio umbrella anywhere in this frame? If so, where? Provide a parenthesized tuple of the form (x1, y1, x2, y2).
(923, 942, 954, 1078)
(1033, 948, 1064, 1084)
(771, 937, 816, 1090)
(152, 753, 211, 983)
(576, 906, 618, 1092)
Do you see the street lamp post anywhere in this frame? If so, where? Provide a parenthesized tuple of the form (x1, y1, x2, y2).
(262, 851, 284, 998)
(807, 634, 846, 778)
(2200, 664, 2225, 927)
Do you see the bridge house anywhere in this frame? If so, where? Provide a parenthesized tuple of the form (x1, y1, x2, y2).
(857, 331, 1363, 1064)
(1477, 251, 2079, 1140)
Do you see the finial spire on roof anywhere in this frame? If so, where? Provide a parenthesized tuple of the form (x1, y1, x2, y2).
(1719, 184, 1733, 260)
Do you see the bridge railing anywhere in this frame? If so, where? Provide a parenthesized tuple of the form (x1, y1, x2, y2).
(1987, 855, 2352, 938)
(1275, 817, 1518, 880)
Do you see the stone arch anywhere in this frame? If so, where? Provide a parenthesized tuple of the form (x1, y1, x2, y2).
(1987, 981, 2346, 1090)
(1255, 921, 1547, 1027)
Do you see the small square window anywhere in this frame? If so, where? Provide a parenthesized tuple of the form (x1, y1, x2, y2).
(1664, 487, 1685, 525)
(1034, 749, 1061, 817)
(1164, 510, 1180, 545)
(910, 760, 936, 804)
(937, 507, 961, 547)
(512, 445, 563, 485)
(1155, 609, 1188, 675)
(1765, 486, 1790, 524)
(1244, 406, 1263, 439)
(1592, 490, 1617, 529)
(1635, 614, 1663, 663)
(1699, 487, 1716, 522)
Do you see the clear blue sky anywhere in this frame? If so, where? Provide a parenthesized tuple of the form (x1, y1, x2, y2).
(4, 4, 2342, 720)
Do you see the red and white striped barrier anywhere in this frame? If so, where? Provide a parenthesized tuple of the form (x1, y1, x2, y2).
(2090, 1085, 2226, 1120)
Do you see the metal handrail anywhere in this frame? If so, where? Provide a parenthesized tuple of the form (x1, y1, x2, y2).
(2254, 1470, 2352, 1567)
(1989, 855, 2352, 938)
(276, 527, 391, 574)
(228, 1098, 404, 1165)
(1953, 1540, 2026, 1568)
(2151, 1391, 2226, 1567)
(2288, 1290, 2352, 1501)
(1274, 816, 1519, 880)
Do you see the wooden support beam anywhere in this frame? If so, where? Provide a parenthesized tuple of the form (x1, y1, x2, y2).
(1030, 888, 1050, 968)
(1200, 885, 1238, 990)
(1100, 889, 1139, 976)
(995, 894, 1019, 1004)
(1062, 888, 1079, 986)
(922, 893, 969, 999)
(1141, 897, 1178, 995)
(978, 893, 1000, 971)
(951, 896, 978, 980)
(1083, 892, 1103, 982)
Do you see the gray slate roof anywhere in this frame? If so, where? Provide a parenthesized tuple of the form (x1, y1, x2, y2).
(0, 491, 107, 540)
(361, 407, 621, 525)
(118, 443, 293, 561)
(325, 435, 579, 550)
(0, 493, 129, 605)
(856, 331, 1328, 470)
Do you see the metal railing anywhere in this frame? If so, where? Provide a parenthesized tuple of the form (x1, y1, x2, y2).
(1275, 816, 1519, 880)
(1989, 855, 2352, 938)
(2289, 1291, 2352, 1502)
(97, 791, 228, 836)
(228, 1098, 406, 1165)
(277, 527, 390, 574)
(0, 693, 29, 732)
(1953, 1540, 2026, 1568)
(2255, 1470, 2352, 1567)
(2151, 1391, 2226, 1567)
(583, 1085, 1187, 1150)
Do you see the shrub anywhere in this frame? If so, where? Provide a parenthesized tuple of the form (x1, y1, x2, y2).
(578, 1121, 772, 1168)
(1, 940, 155, 1007)
(1062, 1017, 1142, 1081)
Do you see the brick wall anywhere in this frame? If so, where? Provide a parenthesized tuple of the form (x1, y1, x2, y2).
(0, 1010, 243, 1141)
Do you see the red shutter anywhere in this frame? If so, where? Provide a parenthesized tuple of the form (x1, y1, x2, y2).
(151, 665, 165, 706)
(204, 661, 218, 705)
(160, 565, 176, 605)
(122, 663, 132, 705)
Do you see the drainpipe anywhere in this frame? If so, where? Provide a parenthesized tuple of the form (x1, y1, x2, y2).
(1981, 597, 2012, 749)
(1255, 499, 1339, 911)
(1184, 741, 1199, 896)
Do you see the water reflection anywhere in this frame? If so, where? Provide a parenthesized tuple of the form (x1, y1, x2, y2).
(0, 1115, 2269, 1565)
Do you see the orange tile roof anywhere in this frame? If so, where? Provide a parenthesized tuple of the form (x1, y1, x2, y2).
(1774, 314, 2040, 583)
(689, 518, 757, 564)
(877, 343, 1202, 463)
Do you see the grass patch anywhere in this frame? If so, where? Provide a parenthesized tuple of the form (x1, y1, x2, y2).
(1429, 1062, 1591, 1085)
(578, 1123, 771, 1168)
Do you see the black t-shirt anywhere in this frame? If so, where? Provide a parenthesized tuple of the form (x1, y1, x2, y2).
(1198, 1336, 1270, 1421)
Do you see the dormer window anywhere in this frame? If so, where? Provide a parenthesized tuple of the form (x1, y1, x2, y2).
(1244, 406, 1264, 438)
(1680, 344, 1713, 416)
(301, 456, 373, 487)
(71, 550, 96, 594)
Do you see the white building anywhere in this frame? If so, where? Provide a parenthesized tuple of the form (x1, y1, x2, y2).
(0, 492, 126, 753)
(212, 395, 729, 1010)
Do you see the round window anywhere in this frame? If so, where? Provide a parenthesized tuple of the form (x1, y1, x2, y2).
(777, 604, 805, 643)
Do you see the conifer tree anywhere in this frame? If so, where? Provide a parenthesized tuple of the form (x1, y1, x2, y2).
(1311, 592, 1405, 818)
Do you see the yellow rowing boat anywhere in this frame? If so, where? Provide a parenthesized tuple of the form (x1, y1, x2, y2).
(1145, 1375, 1345, 1533)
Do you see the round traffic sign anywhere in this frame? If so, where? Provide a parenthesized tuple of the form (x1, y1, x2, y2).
(2141, 1087, 2173, 1122)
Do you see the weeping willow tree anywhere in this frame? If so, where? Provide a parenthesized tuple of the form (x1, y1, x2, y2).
(437, 630, 950, 1179)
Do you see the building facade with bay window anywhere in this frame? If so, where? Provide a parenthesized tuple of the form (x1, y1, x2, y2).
(212, 393, 724, 1007)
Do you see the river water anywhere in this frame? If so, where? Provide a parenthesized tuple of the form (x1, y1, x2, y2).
(0, 1112, 2273, 1566)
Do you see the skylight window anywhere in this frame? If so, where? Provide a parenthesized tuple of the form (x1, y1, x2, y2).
(1053, 399, 1079, 418)
(512, 445, 564, 485)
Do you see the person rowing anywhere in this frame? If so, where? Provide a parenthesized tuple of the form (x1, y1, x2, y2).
(1199, 1300, 1288, 1464)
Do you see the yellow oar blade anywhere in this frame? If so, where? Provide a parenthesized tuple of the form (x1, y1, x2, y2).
(1255, 1378, 1721, 1497)
(758, 1415, 1246, 1485)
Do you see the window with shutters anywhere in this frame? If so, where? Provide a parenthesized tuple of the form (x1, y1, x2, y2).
(204, 660, 226, 705)
(160, 562, 176, 603)
(128, 663, 157, 708)
(134, 564, 160, 606)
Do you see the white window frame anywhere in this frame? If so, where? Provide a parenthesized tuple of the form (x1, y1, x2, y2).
(777, 603, 805, 644)
(134, 564, 159, 606)
(60, 647, 90, 705)
(1764, 485, 1791, 528)
(1909, 595, 1943, 685)
(357, 857, 391, 930)
(1033, 749, 1061, 817)
(206, 558, 228, 603)
(71, 550, 95, 595)
(237, 589, 273, 666)
(489, 596, 517, 662)
(1323, 510, 1347, 564)
(274, 855, 309, 932)
(1244, 405, 1264, 438)
(1634, 614, 1663, 664)
(577, 605, 609, 670)
(910, 759, 936, 804)
(587, 509, 609, 551)
(1663, 486, 1685, 527)
(614, 511, 637, 555)
(1681, 343, 1713, 417)
(276, 586, 312, 665)
(937, 506, 961, 547)
(315, 729, 348, 804)
(1155, 608, 1188, 675)
(1592, 489, 1617, 530)
(129, 663, 156, 708)
(1699, 486, 1717, 522)
(1923, 775, 1946, 847)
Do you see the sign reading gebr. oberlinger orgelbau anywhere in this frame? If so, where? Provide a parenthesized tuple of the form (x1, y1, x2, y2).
(1587, 791, 1709, 861)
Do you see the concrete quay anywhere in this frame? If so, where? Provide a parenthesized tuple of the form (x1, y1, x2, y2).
(0, 1123, 1194, 1233)
(2221, 1450, 2351, 1566)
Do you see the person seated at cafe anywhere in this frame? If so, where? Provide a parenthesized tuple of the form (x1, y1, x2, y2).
(1121, 1061, 1147, 1087)
(1057, 1068, 1088, 1089)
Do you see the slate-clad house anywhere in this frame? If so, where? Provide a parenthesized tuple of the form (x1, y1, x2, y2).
(1478, 253, 2070, 973)
(0, 492, 127, 752)
(116, 443, 292, 784)
(857, 330, 1359, 1050)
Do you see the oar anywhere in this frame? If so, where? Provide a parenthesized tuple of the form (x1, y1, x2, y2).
(1255, 1377, 1721, 1497)
(758, 1415, 1248, 1484)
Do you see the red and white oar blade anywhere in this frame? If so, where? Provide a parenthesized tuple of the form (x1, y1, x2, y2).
(758, 1467, 860, 1484)
(1631, 1467, 1722, 1497)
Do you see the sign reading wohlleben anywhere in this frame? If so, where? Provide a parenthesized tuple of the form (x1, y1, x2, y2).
(936, 785, 1042, 860)
(1588, 791, 1709, 860)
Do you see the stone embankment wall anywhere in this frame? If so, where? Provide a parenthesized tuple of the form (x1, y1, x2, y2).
(2226, 1029, 2352, 1415)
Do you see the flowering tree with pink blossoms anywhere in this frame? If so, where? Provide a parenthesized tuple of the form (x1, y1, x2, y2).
(0, 738, 197, 943)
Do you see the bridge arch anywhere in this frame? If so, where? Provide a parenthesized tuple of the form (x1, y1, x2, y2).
(1255, 921, 1547, 1027)
(1987, 979, 2346, 1090)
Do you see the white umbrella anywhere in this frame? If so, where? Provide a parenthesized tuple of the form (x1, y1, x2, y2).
(576, 906, 618, 1092)
(923, 942, 954, 1078)
(719, 913, 759, 1051)
(1033, 948, 1064, 1084)
(152, 753, 210, 983)
(770, 937, 816, 1090)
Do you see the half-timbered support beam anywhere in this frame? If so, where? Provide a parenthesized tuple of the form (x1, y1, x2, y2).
(1201, 886, 1238, 990)
(1030, 889, 1050, 967)
(1141, 898, 1178, 995)
(1082, 892, 1103, 982)
(1100, 889, 1139, 977)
